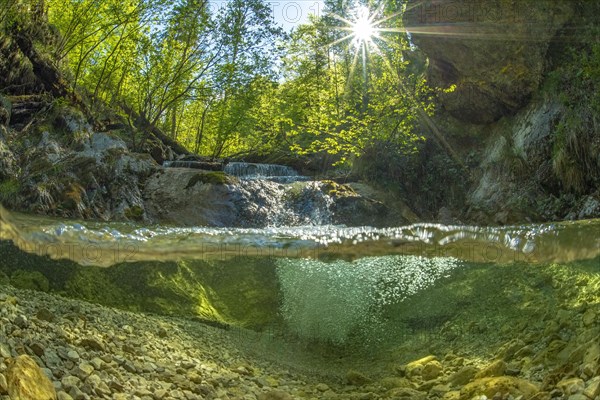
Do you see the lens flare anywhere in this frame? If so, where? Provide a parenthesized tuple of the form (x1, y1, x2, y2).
(352, 5, 377, 46)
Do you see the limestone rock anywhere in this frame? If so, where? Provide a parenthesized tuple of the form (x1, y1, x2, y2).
(5, 354, 57, 400)
(406, 355, 438, 378)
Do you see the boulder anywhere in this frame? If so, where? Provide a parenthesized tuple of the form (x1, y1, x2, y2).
(143, 168, 240, 226)
(5, 355, 57, 400)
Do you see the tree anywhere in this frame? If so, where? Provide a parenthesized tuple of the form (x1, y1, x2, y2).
(205, 0, 284, 158)
(273, 1, 432, 167)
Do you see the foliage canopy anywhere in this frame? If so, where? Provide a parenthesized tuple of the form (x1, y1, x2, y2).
(7, 0, 436, 170)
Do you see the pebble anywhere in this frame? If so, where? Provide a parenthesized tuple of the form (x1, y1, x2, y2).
(583, 377, 600, 399)
(449, 366, 479, 386)
(346, 370, 372, 386)
(0, 373, 7, 394)
(557, 378, 585, 395)
(61, 376, 81, 391)
(57, 391, 73, 400)
(79, 337, 105, 352)
(66, 350, 80, 362)
(582, 309, 596, 326)
(89, 357, 104, 371)
(29, 342, 45, 357)
(74, 362, 94, 380)
(316, 383, 329, 392)
(0, 344, 11, 359)
(475, 360, 506, 379)
(14, 314, 28, 328)
(36, 308, 55, 322)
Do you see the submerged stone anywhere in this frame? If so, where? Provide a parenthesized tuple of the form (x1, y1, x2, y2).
(460, 376, 539, 399)
(346, 370, 372, 386)
(5, 355, 57, 400)
(475, 360, 507, 379)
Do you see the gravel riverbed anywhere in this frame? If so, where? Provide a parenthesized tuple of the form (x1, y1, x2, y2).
(0, 263, 599, 400)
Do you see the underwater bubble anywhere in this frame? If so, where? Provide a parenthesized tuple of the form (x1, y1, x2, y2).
(276, 255, 461, 344)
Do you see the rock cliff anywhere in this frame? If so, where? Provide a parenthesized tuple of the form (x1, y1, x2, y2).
(404, 0, 600, 223)
(404, 0, 573, 124)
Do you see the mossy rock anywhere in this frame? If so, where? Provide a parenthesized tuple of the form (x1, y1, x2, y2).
(124, 205, 144, 221)
(320, 180, 356, 198)
(0, 179, 21, 205)
(185, 171, 237, 188)
(10, 270, 50, 292)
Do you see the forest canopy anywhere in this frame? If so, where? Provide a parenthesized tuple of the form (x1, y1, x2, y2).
(4, 0, 438, 169)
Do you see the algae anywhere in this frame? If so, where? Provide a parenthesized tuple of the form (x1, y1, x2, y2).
(185, 171, 237, 188)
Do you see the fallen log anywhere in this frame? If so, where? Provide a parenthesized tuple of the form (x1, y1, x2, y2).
(120, 103, 191, 157)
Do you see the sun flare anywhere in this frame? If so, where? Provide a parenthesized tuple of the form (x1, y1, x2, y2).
(352, 6, 376, 45)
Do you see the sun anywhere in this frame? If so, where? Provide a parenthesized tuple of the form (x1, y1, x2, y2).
(351, 5, 377, 47)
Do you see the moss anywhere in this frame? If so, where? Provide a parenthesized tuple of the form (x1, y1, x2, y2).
(124, 205, 144, 221)
(0, 241, 280, 329)
(142, 259, 280, 328)
(321, 180, 356, 198)
(10, 270, 50, 292)
(63, 268, 135, 310)
(0, 179, 20, 205)
(185, 171, 237, 188)
(59, 182, 85, 212)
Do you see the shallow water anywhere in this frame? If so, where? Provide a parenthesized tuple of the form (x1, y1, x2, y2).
(1, 206, 599, 267)
(1, 205, 599, 387)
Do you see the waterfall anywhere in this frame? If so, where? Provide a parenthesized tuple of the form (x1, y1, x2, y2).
(224, 162, 309, 183)
(234, 180, 334, 227)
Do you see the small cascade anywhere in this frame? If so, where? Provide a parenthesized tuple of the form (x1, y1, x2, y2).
(224, 162, 309, 183)
(234, 180, 334, 227)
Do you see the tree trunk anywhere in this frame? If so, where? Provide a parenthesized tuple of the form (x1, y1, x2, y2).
(120, 103, 191, 156)
(13, 32, 68, 98)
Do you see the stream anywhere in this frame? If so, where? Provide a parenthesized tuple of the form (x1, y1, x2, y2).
(0, 165, 599, 385)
